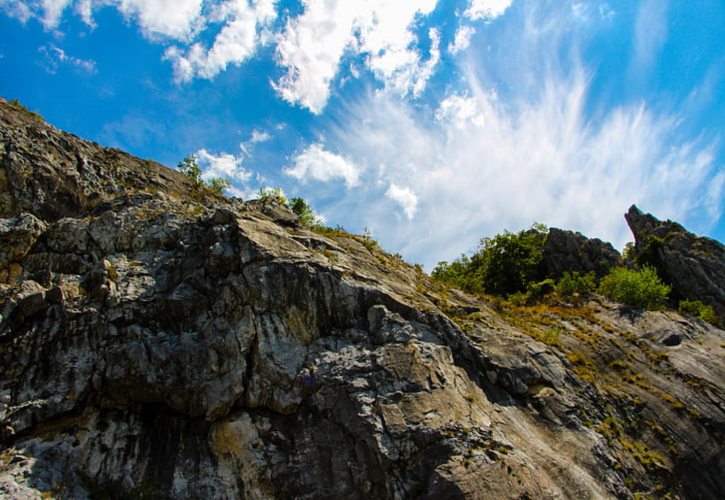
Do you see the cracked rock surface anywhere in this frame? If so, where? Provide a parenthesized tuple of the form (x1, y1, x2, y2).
(0, 98, 724, 499)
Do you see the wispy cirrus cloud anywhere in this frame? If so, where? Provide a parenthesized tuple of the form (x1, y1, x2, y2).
(38, 43, 96, 74)
(316, 71, 720, 268)
(301, 1, 722, 268)
(629, 0, 669, 89)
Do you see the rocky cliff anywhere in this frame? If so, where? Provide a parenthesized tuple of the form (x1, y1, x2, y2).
(625, 205, 725, 323)
(0, 98, 723, 499)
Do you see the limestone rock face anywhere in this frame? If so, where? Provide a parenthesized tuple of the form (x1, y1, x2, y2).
(625, 205, 725, 322)
(0, 98, 724, 499)
(542, 227, 621, 279)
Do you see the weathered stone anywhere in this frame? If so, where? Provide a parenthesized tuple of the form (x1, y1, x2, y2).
(542, 227, 621, 279)
(0, 97, 723, 500)
(626, 204, 725, 322)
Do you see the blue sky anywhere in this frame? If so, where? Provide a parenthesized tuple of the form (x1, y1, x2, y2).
(1, 0, 723, 268)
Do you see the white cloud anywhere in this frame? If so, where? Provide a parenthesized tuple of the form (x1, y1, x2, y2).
(435, 93, 484, 129)
(75, 0, 93, 26)
(629, 0, 668, 87)
(114, 0, 203, 39)
(450, 24, 475, 54)
(464, 0, 513, 22)
(196, 148, 252, 183)
(240, 129, 271, 157)
(12, 0, 203, 39)
(386, 183, 418, 220)
(0, 1, 33, 23)
(274, 0, 439, 113)
(38, 43, 96, 74)
(249, 129, 270, 143)
(284, 143, 361, 188)
(273, 0, 358, 113)
(356, 1, 439, 98)
(40, 0, 72, 28)
(165, 0, 276, 82)
(5, 0, 441, 106)
(317, 69, 721, 269)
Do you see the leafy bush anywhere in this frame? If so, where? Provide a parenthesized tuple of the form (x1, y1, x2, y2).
(178, 154, 229, 195)
(178, 154, 203, 187)
(288, 197, 322, 227)
(598, 266, 670, 309)
(526, 278, 555, 301)
(258, 187, 287, 204)
(556, 271, 597, 297)
(678, 300, 718, 326)
(432, 224, 548, 296)
(206, 177, 231, 194)
(432, 255, 475, 291)
(506, 278, 556, 306)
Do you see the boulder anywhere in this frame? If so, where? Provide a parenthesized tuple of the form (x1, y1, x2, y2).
(541, 227, 620, 279)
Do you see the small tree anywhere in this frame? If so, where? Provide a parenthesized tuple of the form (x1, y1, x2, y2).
(556, 271, 597, 297)
(431, 224, 548, 296)
(288, 197, 321, 226)
(178, 154, 203, 188)
(178, 154, 230, 195)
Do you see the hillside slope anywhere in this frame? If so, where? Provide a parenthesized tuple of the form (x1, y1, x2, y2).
(0, 98, 723, 499)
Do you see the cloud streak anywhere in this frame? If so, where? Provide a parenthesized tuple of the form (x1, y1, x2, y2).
(38, 43, 96, 74)
(316, 66, 720, 269)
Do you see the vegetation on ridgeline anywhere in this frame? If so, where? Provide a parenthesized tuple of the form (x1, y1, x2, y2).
(178, 154, 230, 195)
(7, 98, 43, 122)
(432, 224, 673, 311)
(432, 224, 549, 296)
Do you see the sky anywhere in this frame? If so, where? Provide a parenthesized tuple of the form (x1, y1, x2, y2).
(1, 0, 723, 269)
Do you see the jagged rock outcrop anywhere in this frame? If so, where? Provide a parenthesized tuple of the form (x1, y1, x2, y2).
(625, 205, 725, 322)
(542, 227, 621, 279)
(1, 98, 724, 499)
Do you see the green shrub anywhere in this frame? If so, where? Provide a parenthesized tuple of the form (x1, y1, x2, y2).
(598, 266, 670, 309)
(432, 256, 475, 291)
(178, 154, 203, 187)
(206, 177, 231, 194)
(477, 224, 547, 295)
(678, 300, 718, 326)
(525, 278, 556, 301)
(432, 224, 548, 296)
(633, 235, 668, 280)
(258, 187, 287, 204)
(556, 271, 597, 297)
(288, 197, 322, 226)
(178, 154, 229, 195)
(8, 98, 43, 121)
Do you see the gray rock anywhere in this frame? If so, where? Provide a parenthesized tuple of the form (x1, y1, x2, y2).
(625, 204, 725, 322)
(0, 97, 723, 500)
(542, 227, 621, 279)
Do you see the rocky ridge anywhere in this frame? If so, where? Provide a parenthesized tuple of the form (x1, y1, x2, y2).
(0, 98, 724, 499)
(625, 205, 725, 323)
